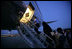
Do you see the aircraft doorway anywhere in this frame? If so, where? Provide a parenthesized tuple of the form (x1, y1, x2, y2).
(20, 2, 35, 23)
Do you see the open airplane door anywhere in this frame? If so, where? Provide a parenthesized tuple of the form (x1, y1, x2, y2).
(20, 2, 35, 23)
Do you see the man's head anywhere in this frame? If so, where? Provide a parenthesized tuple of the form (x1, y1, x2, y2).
(36, 23, 40, 28)
(42, 21, 47, 26)
(57, 27, 63, 34)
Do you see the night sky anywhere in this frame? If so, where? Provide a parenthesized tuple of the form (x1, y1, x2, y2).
(37, 1, 71, 30)
(1, 1, 71, 34)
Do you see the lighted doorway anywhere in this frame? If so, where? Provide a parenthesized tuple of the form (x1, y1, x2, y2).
(20, 3, 35, 23)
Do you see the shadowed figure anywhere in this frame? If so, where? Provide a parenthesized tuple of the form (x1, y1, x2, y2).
(42, 21, 52, 37)
(34, 23, 41, 34)
(56, 28, 70, 48)
(42, 21, 55, 48)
